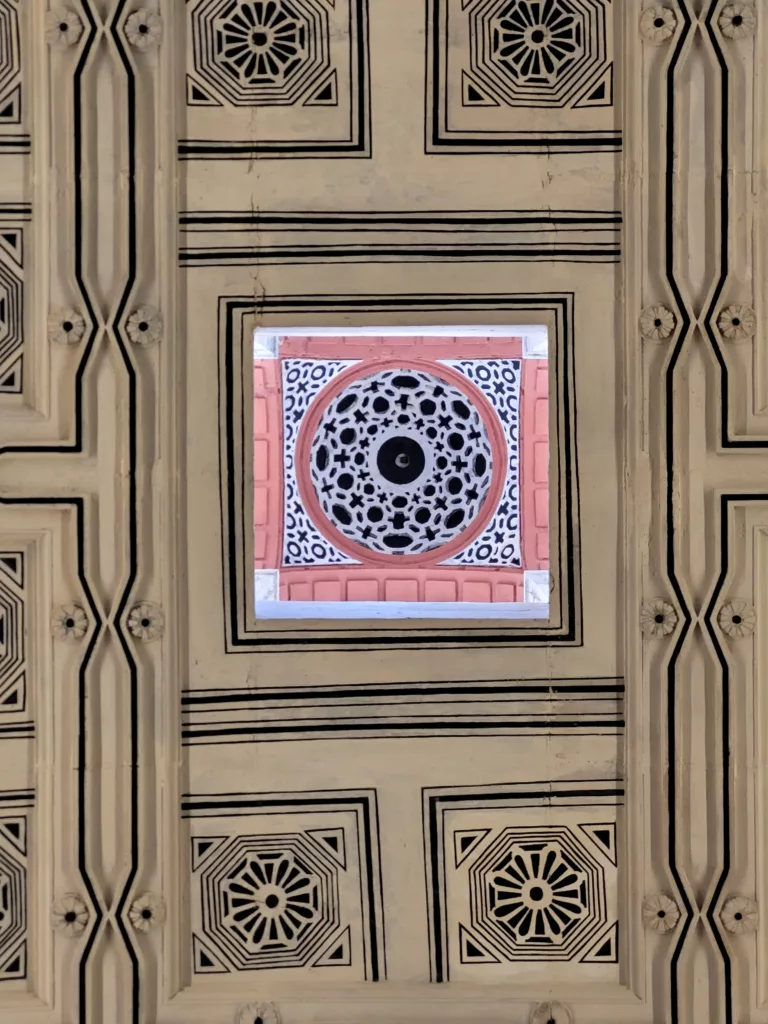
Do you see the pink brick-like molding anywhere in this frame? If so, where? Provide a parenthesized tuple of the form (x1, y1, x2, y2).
(254, 335, 548, 602)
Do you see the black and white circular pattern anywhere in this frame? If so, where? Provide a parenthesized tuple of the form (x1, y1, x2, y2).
(308, 367, 495, 556)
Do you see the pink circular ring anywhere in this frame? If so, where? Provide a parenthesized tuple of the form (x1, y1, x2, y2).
(294, 358, 507, 566)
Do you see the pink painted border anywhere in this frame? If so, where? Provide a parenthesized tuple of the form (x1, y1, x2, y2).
(294, 358, 509, 567)
(277, 566, 525, 603)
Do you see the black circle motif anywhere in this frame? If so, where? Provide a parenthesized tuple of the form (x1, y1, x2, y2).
(309, 368, 494, 556)
(491, 0, 582, 86)
(377, 436, 426, 485)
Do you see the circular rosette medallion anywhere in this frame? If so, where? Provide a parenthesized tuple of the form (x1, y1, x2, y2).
(297, 362, 506, 563)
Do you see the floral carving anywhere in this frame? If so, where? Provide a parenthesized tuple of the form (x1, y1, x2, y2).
(126, 305, 163, 346)
(642, 892, 680, 933)
(45, 7, 83, 49)
(191, 0, 331, 107)
(52, 604, 88, 642)
(530, 1002, 572, 1024)
(717, 304, 756, 341)
(640, 304, 676, 340)
(718, 3, 756, 39)
(48, 309, 86, 346)
(235, 1003, 282, 1024)
(640, 6, 677, 44)
(486, 840, 588, 946)
(720, 896, 758, 934)
(641, 599, 678, 637)
(125, 9, 163, 51)
(128, 892, 166, 932)
(489, 0, 583, 87)
(51, 893, 89, 937)
(718, 599, 756, 639)
(127, 602, 164, 642)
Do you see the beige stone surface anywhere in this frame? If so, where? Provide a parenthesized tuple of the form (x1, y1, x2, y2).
(0, 0, 764, 1021)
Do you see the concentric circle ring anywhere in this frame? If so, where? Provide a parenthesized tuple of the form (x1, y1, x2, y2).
(295, 359, 507, 565)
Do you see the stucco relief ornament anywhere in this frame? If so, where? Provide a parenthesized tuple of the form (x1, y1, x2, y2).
(642, 893, 680, 933)
(640, 304, 676, 340)
(235, 1004, 281, 1024)
(48, 309, 86, 345)
(126, 306, 162, 346)
(718, 599, 756, 639)
(530, 1002, 572, 1024)
(720, 896, 758, 934)
(51, 894, 89, 937)
(128, 892, 166, 932)
(52, 604, 88, 642)
(127, 602, 164, 642)
(125, 9, 163, 51)
(718, 4, 756, 39)
(641, 599, 678, 637)
(717, 304, 756, 341)
(46, 7, 83, 48)
(640, 5, 677, 43)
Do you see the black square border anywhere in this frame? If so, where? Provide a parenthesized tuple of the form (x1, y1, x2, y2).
(181, 788, 387, 981)
(425, 0, 622, 155)
(178, 0, 371, 160)
(217, 291, 582, 651)
(422, 778, 625, 981)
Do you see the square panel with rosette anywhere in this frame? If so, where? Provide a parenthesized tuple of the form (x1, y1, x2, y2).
(252, 329, 549, 619)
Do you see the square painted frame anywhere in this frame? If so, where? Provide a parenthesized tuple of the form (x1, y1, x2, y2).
(217, 291, 582, 651)
(178, 0, 371, 160)
(425, 0, 623, 155)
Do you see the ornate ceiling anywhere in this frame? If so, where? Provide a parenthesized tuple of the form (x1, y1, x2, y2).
(0, 1, 765, 1023)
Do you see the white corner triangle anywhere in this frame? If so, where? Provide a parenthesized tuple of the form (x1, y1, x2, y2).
(253, 332, 280, 359)
(522, 327, 549, 359)
(254, 570, 279, 602)
(524, 570, 550, 603)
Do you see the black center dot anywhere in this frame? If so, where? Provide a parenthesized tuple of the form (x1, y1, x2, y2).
(654, 16, 665, 28)
(141, 908, 152, 920)
(138, 321, 148, 332)
(654, 318, 663, 328)
(529, 886, 544, 901)
(139, 23, 149, 34)
(531, 28, 545, 42)
(141, 617, 150, 628)
(732, 14, 743, 26)
(252, 30, 268, 45)
(62, 320, 73, 332)
(265, 894, 280, 909)
(377, 436, 425, 486)
(655, 613, 665, 623)
(65, 910, 77, 923)
(732, 614, 742, 624)
(66, 617, 75, 628)
(735, 911, 743, 920)
(658, 909, 666, 918)
(60, 22, 69, 32)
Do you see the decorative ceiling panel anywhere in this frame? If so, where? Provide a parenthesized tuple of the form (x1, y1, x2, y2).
(0, 1, 765, 1023)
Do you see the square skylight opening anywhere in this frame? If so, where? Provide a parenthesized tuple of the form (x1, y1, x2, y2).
(252, 326, 549, 620)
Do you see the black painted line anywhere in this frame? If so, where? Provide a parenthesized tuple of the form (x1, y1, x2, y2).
(181, 681, 625, 704)
(220, 294, 580, 648)
(106, 6, 141, 1022)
